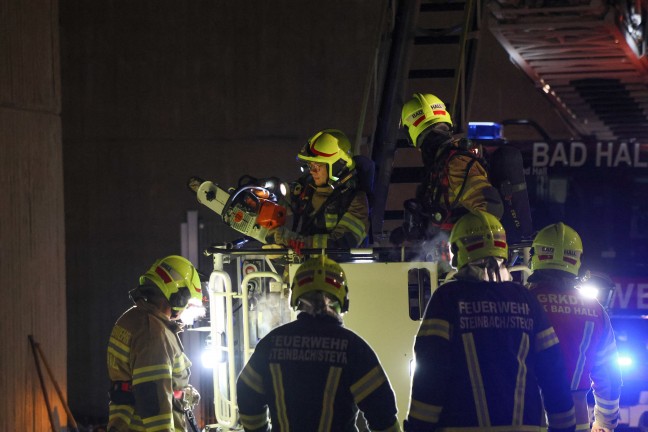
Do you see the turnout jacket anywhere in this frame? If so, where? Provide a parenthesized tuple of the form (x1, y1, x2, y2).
(236, 313, 401, 432)
(417, 143, 503, 228)
(405, 279, 576, 432)
(529, 273, 622, 430)
(294, 182, 369, 248)
(107, 300, 192, 432)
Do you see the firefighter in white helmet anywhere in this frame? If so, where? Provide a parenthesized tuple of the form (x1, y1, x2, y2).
(236, 256, 401, 431)
(405, 211, 576, 432)
(106, 255, 203, 432)
(528, 223, 622, 432)
(270, 129, 370, 252)
(392, 93, 503, 245)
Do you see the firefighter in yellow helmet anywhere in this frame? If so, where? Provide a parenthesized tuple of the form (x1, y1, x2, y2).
(107, 255, 203, 432)
(236, 256, 401, 432)
(405, 211, 576, 432)
(271, 129, 370, 252)
(392, 93, 503, 245)
(528, 223, 622, 432)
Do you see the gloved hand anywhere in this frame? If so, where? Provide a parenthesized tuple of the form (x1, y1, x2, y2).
(183, 384, 200, 410)
(272, 227, 301, 246)
(271, 227, 305, 255)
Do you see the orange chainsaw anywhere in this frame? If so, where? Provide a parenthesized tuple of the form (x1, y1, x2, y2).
(188, 176, 287, 244)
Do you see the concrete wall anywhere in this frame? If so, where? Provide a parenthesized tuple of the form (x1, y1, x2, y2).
(0, 0, 67, 430)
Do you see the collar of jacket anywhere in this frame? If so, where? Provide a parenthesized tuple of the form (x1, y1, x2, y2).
(135, 299, 184, 333)
(527, 269, 578, 290)
(297, 311, 343, 326)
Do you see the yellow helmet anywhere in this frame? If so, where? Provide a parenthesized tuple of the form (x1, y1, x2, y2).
(297, 129, 355, 183)
(449, 211, 508, 270)
(140, 255, 203, 314)
(531, 223, 583, 276)
(290, 256, 349, 312)
(401, 93, 453, 147)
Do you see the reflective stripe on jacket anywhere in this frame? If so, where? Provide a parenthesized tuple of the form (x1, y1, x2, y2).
(107, 300, 191, 432)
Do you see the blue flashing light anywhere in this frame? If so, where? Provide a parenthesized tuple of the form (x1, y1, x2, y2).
(618, 355, 633, 368)
(468, 122, 503, 140)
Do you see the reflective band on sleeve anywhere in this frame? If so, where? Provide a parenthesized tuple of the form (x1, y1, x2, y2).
(417, 318, 450, 340)
(240, 410, 270, 430)
(350, 365, 387, 404)
(409, 399, 442, 423)
(109, 403, 135, 425)
(132, 364, 172, 385)
(107, 338, 130, 363)
(535, 327, 559, 352)
(239, 364, 264, 395)
(337, 213, 366, 241)
(141, 412, 173, 432)
(173, 352, 191, 373)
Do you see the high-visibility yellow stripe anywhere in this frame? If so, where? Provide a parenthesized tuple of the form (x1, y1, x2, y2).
(418, 318, 450, 340)
(462, 333, 490, 427)
(324, 214, 339, 230)
(513, 333, 530, 426)
(595, 395, 620, 408)
(409, 399, 442, 423)
(132, 364, 171, 385)
(240, 364, 264, 395)
(141, 412, 173, 431)
(350, 365, 386, 404)
(108, 403, 134, 425)
(107, 345, 129, 363)
(575, 423, 590, 430)
(535, 327, 559, 351)
(318, 367, 342, 432)
(240, 410, 269, 430)
(108, 336, 130, 354)
(173, 352, 191, 373)
(270, 363, 289, 431)
(595, 403, 620, 415)
(337, 213, 366, 239)
(571, 321, 594, 390)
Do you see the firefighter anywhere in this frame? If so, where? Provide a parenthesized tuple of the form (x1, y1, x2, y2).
(236, 256, 401, 432)
(106, 255, 203, 432)
(405, 211, 576, 432)
(392, 93, 503, 245)
(528, 223, 622, 432)
(270, 129, 370, 251)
